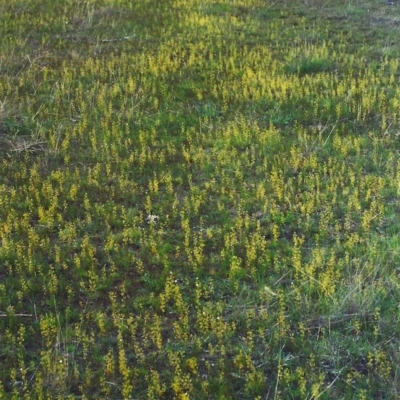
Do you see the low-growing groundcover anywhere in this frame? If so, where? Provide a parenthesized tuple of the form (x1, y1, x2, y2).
(1, 0, 400, 398)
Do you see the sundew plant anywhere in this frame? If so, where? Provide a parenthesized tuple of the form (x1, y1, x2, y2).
(1, 0, 400, 398)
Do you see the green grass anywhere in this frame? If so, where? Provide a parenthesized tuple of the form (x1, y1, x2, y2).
(1, 0, 400, 398)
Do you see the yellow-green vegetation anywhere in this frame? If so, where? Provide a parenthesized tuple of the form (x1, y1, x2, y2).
(1, 0, 400, 398)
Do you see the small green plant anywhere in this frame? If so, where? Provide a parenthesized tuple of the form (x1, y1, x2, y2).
(285, 57, 335, 76)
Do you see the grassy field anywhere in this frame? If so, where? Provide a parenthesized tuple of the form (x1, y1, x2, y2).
(1, 0, 400, 398)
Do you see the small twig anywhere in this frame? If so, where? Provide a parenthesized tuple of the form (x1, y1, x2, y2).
(313, 366, 345, 399)
(322, 121, 337, 148)
(33, 302, 38, 322)
(105, 381, 119, 387)
(100, 34, 136, 43)
(0, 312, 33, 317)
(29, 360, 42, 383)
(60, 34, 136, 43)
(274, 271, 290, 286)
(7, 140, 46, 154)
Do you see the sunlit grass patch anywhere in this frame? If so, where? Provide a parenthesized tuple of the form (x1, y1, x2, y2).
(1, 0, 400, 398)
